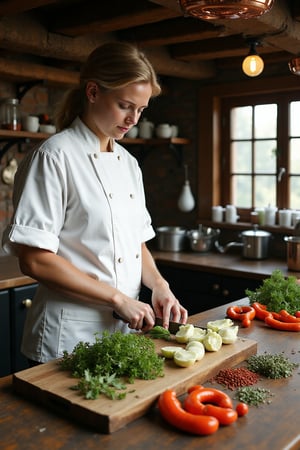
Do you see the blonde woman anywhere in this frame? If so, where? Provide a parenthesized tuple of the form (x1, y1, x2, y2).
(2, 42, 187, 365)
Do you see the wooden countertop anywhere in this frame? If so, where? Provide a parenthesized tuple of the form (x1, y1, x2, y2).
(152, 250, 299, 279)
(1, 250, 299, 291)
(1, 299, 300, 450)
(0, 255, 35, 289)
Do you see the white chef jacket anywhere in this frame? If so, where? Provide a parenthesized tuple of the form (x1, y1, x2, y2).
(2, 117, 155, 362)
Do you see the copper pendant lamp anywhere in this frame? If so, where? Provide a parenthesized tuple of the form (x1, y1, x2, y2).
(288, 57, 300, 76)
(179, 0, 274, 20)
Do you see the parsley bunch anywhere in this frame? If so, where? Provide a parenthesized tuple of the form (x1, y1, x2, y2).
(59, 331, 164, 399)
(246, 269, 300, 315)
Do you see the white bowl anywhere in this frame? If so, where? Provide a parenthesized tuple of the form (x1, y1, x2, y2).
(39, 124, 56, 134)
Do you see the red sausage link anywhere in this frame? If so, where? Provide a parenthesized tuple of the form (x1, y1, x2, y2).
(158, 390, 219, 435)
(202, 404, 238, 425)
(226, 305, 256, 327)
(279, 309, 300, 323)
(183, 386, 233, 413)
(264, 315, 300, 331)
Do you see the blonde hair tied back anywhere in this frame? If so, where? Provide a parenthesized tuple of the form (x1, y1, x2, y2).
(54, 41, 161, 131)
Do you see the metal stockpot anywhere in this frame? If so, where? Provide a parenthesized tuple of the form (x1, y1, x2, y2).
(284, 236, 300, 271)
(187, 227, 220, 253)
(216, 229, 271, 260)
(156, 226, 187, 252)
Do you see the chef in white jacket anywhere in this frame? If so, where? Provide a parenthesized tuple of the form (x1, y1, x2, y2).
(2, 42, 188, 364)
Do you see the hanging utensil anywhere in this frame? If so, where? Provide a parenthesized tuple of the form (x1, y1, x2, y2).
(177, 164, 195, 212)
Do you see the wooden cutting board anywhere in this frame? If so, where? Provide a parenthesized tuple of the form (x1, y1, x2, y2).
(13, 336, 257, 433)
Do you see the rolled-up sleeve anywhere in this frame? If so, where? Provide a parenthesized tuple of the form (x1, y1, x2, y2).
(2, 147, 66, 255)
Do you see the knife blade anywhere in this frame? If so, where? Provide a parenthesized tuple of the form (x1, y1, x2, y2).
(113, 311, 205, 334)
(154, 317, 206, 334)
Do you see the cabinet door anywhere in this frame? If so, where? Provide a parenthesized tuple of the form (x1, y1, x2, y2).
(0, 290, 11, 377)
(10, 284, 38, 373)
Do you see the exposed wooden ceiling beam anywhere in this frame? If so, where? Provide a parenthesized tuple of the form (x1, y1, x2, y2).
(50, 0, 181, 36)
(119, 17, 227, 47)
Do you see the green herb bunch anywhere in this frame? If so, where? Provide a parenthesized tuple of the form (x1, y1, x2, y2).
(247, 353, 298, 379)
(59, 331, 165, 399)
(246, 269, 300, 315)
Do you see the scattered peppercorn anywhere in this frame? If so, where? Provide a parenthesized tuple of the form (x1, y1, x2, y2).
(211, 367, 260, 390)
(246, 353, 298, 379)
(235, 386, 274, 406)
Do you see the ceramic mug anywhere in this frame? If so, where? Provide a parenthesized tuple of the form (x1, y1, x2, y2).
(278, 209, 292, 227)
(264, 206, 277, 226)
(22, 115, 39, 132)
(212, 205, 224, 222)
(225, 205, 239, 223)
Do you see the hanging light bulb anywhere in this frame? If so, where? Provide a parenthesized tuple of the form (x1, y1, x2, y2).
(242, 40, 264, 77)
(177, 164, 195, 212)
(179, 0, 274, 20)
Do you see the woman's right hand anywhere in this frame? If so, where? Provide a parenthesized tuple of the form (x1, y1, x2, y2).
(112, 295, 156, 332)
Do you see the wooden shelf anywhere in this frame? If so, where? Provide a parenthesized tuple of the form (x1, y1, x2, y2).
(119, 137, 190, 165)
(0, 129, 52, 160)
(0, 129, 51, 140)
(119, 137, 190, 145)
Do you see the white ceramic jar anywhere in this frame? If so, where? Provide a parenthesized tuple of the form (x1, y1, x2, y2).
(155, 123, 172, 138)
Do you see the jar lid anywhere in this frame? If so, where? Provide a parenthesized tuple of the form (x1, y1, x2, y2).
(5, 98, 19, 104)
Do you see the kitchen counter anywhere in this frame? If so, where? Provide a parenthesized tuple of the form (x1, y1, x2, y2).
(1, 251, 299, 292)
(1, 298, 299, 450)
(0, 255, 35, 289)
(152, 250, 299, 280)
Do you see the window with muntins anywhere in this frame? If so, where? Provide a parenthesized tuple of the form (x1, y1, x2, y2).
(221, 92, 300, 219)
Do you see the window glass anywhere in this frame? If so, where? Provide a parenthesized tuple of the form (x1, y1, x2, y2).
(254, 140, 277, 173)
(290, 101, 300, 136)
(254, 104, 277, 138)
(230, 106, 252, 139)
(290, 177, 300, 210)
(290, 138, 300, 173)
(231, 141, 252, 173)
(254, 175, 276, 207)
(232, 175, 252, 208)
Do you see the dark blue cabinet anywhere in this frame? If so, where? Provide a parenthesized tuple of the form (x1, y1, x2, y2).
(10, 283, 38, 373)
(0, 283, 38, 376)
(0, 289, 11, 377)
(156, 265, 261, 316)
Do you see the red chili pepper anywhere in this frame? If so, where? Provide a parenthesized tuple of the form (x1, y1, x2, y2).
(158, 389, 219, 435)
(264, 314, 300, 332)
(279, 309, 300, 323)
(296, 311, 300, 318)
(226, 305, 256, 327)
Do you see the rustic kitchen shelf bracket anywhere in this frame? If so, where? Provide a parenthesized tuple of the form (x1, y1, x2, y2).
(16, 80, 44, 101)
(0, 139, 23, 161)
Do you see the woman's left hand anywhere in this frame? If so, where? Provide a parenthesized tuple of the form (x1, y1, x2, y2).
(151, 280, 188, 329)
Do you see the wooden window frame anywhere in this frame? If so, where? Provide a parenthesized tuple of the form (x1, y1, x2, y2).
(197, 75, 300, 223)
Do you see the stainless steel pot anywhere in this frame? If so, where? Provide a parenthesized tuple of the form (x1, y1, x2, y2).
(156, 226, 187, 252)
(216, 228, 271, 260)
(284, 236, 300, 271)
(187, 227, 220, 253)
